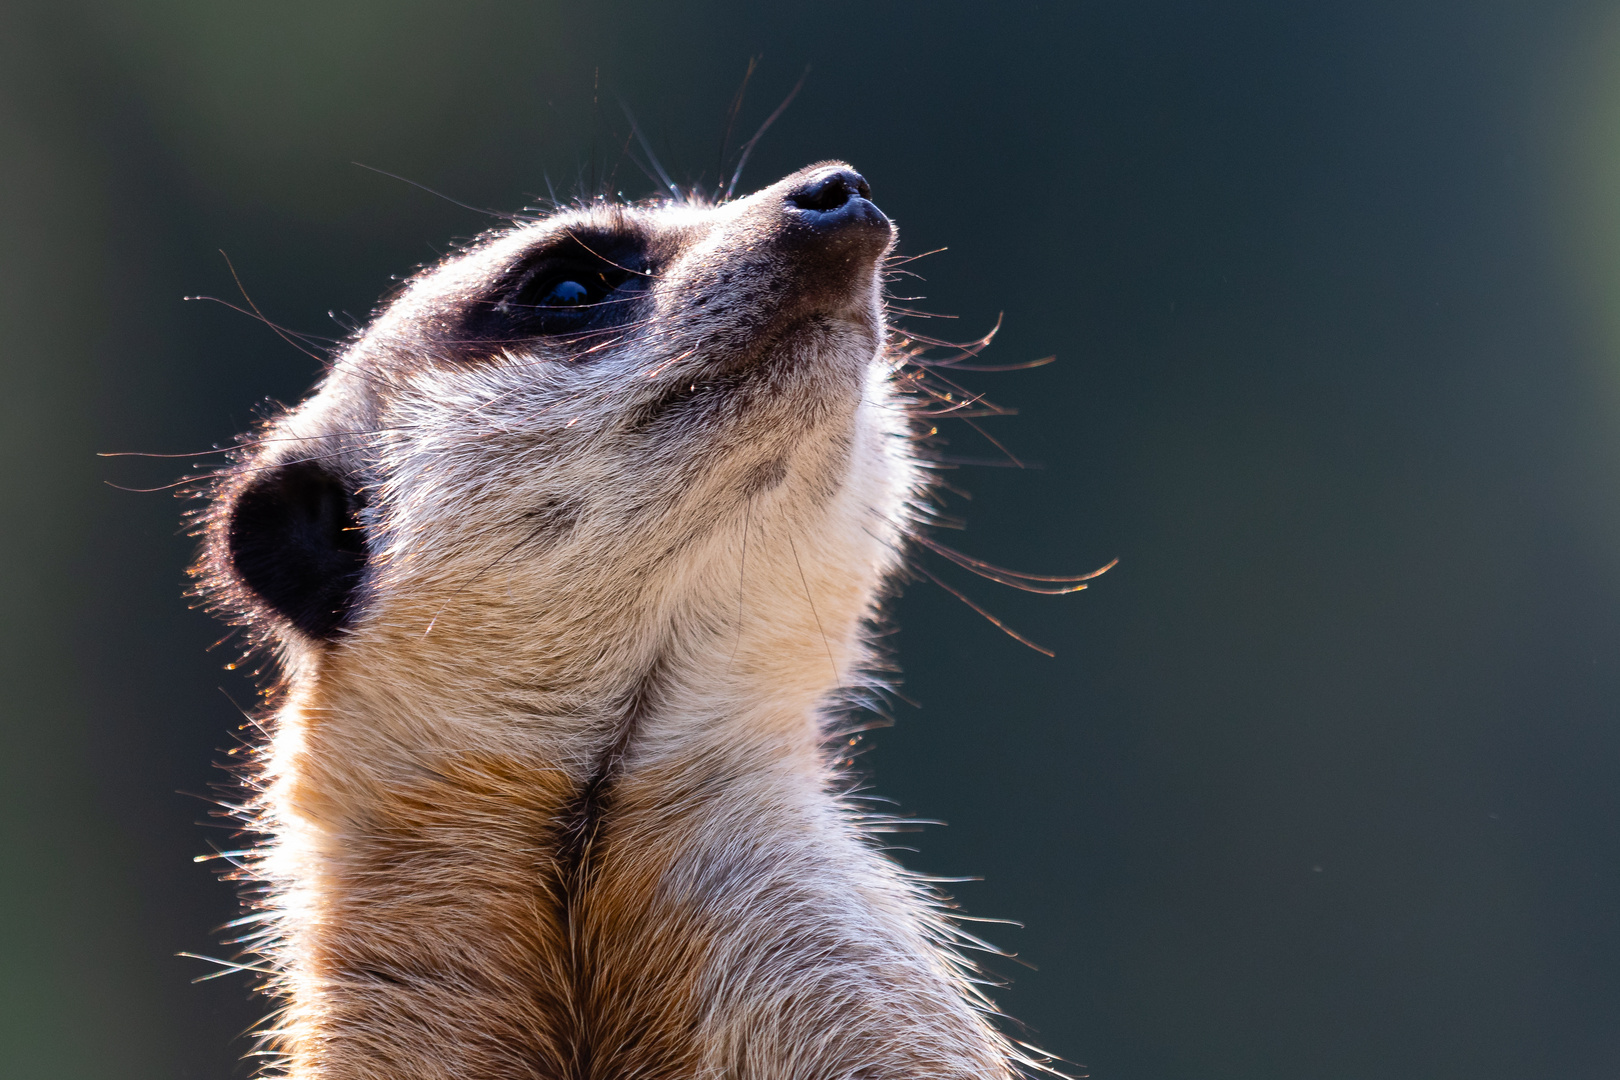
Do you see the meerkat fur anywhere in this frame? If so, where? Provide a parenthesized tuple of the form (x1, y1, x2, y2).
(194, 163, 1053, 1080)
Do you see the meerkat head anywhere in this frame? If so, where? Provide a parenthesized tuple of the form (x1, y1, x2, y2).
(200, 163, 920, 701)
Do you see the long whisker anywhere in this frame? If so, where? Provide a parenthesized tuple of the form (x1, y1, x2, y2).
(177, 952, 281, 982)
(217, 251, 326, 367)
(99, 426, 420, 461)
(960, 418, 1025, 468)
(192, 257, 426, 402)
(727, 498, 752, 675)
(433, 316, 659, 353)
(789, 535, 840, 684)
(107, 476, 216, 493)
(106, 446, 364, 494)
(909, 355, 1056, 373)
(910, 389, 996, 418)
(885, 247, 948, 267)
(913, 453, 1037, 469)
(912, 564, 1055, 657)
(561, 228, 658, 278)
(182, 296, 345, 345)
(906, 378, 1017, 419)
(420, 516, 557, 638)
(896, 311, 1003, 350)
(912, 367, 1009, 409)
(887, 306, 959, 320)
(725, 66, 810, 200)
(101, 447, 241, 460)
(620, 101, 681, 201)
(916, 535, 1116, 594)
(717, 56, 761, 198)
(351, 161, 528, 221)
(480, 292, 647, 313)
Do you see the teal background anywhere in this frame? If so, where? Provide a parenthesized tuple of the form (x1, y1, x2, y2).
(4, 2, 1620, 1077)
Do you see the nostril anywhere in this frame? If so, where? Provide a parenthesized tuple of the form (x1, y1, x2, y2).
(787, 169, 868, 213)
(789, 175, 850, 212)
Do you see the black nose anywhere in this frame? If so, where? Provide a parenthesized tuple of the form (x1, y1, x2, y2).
(784, 168, 889, 239)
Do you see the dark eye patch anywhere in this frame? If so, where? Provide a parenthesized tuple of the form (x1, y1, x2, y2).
(499, 262, 623, 332)
(459, 227, 649, 346)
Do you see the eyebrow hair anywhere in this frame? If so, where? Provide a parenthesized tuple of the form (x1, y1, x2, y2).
(514, 220, 651, 274)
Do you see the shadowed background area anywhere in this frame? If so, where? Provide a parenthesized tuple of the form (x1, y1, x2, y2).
(3, 2, 1619, 1077)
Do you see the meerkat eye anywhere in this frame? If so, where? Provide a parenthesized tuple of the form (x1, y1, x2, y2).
(495, 264, 627, 336)
(458, 227, 648, 347)
(540, 279, 592, 306)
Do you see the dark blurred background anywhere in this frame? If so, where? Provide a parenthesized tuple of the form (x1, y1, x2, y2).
(4, 2, 1619, 1077)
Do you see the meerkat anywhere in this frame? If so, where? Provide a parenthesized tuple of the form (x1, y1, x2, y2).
(195, 162, 1068, 1079)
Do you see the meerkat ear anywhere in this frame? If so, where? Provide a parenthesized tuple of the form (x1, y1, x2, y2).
(225, 458, 368, 640)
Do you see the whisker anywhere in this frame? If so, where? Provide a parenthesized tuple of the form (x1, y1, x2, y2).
(909, 355, 1056, 373)
(182, 296, 344, 345)
(214, 252, 328, 367)
(108, 446, 367, 495)
(727, 498, 752, 676)
(474, 291, 647, 312)
(351, 161, 529, 221)
(178, 952, 282, 982)
(186, 268, 416, 400)
(107, 476, 213, 493)
(887, 306, 959, 320)
(725, 66, 810, 200)
(912, 564, 1054, 657)
(789, 535, 840, 684)
(99, 425, 421, 460)
(960, 418, 1026, 468)
(620, 101, 681, 201)
(892, 311, 1003, 356)
(885, 247, 948, 267)
(914, 454, 1037, 469)
(916, 535, 1115, 594)
(717, 56, 762, 198)
(561, 228, 658, 279)
(420, 516, 558, 638)
(101, 448, 236, 460)
(906, 378, 1017, 419)
(909, 388, 995, 417)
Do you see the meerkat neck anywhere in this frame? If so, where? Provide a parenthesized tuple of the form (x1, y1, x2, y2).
(256, 640, 1009, 1080)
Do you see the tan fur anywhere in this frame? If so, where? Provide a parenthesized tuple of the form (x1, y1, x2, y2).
(197, 164, 1043, 1079)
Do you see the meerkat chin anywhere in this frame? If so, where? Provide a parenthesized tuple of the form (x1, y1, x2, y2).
(194, 163, 1045, 1079)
